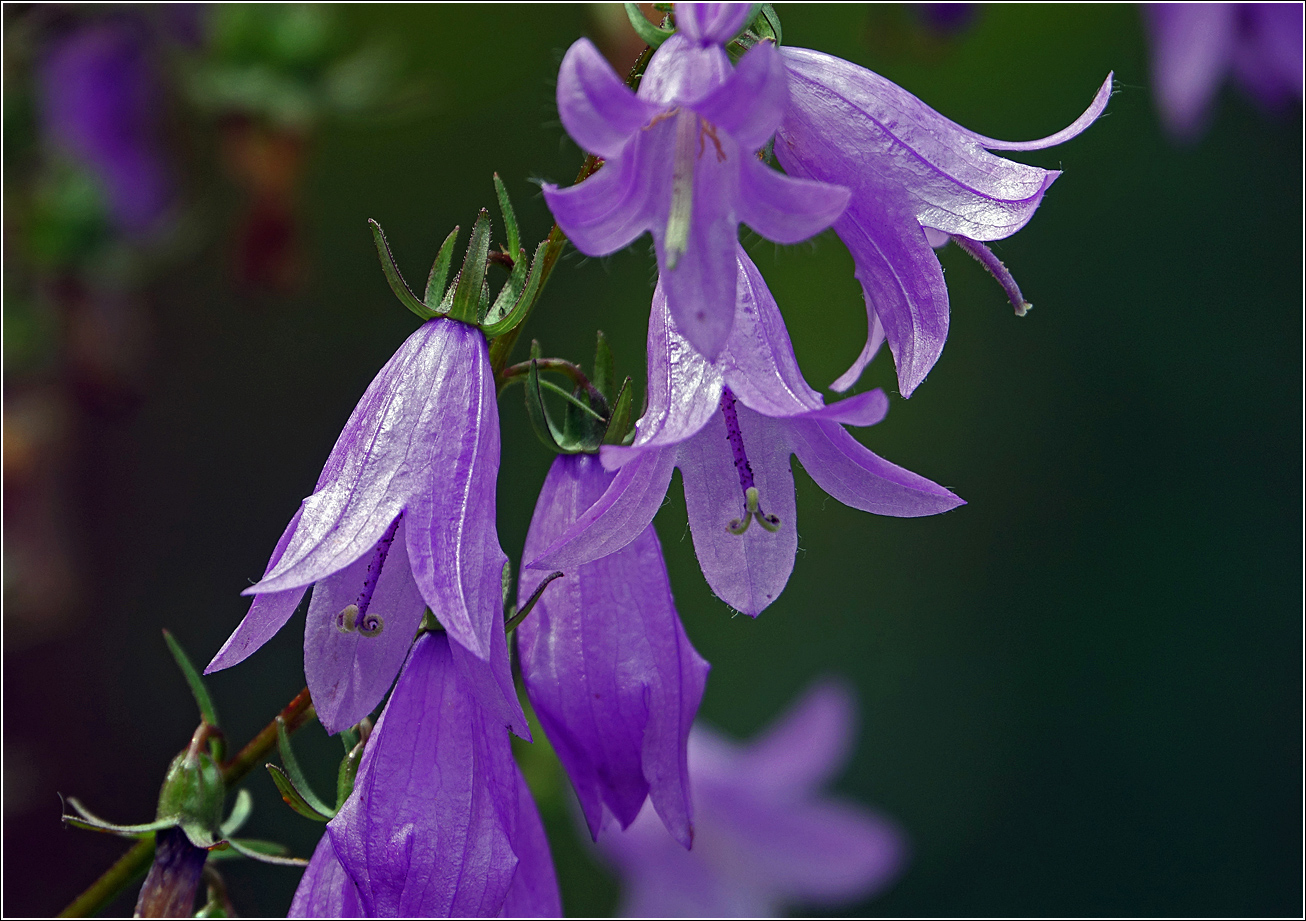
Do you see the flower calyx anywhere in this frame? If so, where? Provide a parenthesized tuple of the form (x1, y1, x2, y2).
(502, 332, 636, 455)
(265, 715, 369, 824)
(368, 173, 547, 335)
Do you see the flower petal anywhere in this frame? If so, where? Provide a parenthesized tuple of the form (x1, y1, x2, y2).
(449, 623, 531, 740)
(1148, 4, 1233, 140)
(968, 72, 1114, 151)
(734, 681, 857, 797)
(302, 518, 428, 735)
(828, 305, 885, 393)
(676, 2, 753, 45)
(499, 772, 562, 918)
(289, 835, 363, 918)
(736, 154, 850, 244)
(694, 40, 787, 150)
(519, 455, 708, 849)
(829, 199, 950, 399)
(556, 38, 660, 158)
(251, 320, 459, 594)
(329, 633, 519, 917)
(530, 447, 677, 570)
(678, 407, 796, 616)
(542, 148, 655, 258)
(787, 418, 964, 517)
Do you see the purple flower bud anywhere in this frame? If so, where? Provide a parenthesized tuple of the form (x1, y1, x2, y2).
(293, 632, 560, 917)
(206, 318, 527, 739)
(532, 247, 962, 616)
(599, 681, 907, 917)
(518, 453, 710, 849)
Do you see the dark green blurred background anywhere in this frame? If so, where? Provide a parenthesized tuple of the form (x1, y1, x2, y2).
(4, 4, 1301, 917)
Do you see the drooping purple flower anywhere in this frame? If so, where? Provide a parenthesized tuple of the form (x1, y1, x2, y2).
(532, 247, 962, 617)
(598, 681, 907, 917)
(542, 3, 850, 360)
(1145, 3, 1304, 141)
(518, 453, 710, 849)
(206, 318, 528, 739)
(774, 48, 1113, 396)
(291, 632, 560, 918)
(37, 17, 174, 236)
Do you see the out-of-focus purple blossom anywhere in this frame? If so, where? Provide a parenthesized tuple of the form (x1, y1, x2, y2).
(532, 247, 962, 617)
(598, 681, 907, 917)
(775, 49, 1112, 396)
(206, 318, 528, 739)
(37, 17, 174, 236)
(1146, 3, 1304, 141)
(914, 3, 977, 37)
(542, 3, 849, 360)
(291, 632, 560, 918)
(518, 453, 710, 849)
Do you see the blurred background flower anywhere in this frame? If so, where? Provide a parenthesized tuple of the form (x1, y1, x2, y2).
(4, 5, 1300, 916)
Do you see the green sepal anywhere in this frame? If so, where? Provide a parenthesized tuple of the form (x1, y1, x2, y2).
(561, 379, 606, 451)
(157, 747, 225, 849)
(161, 630, 223, 761)
(625, 3, 674, 48)
(505, 570, 564, 633)
(266, 764, 333, 822)
(274, 716, 337, 818)
(219, 789, 253, 839)
(423, 226, 460, 310)
(216, 838, 308, 867)
(602, 377, 635, 445)
(481, 238, 547, 338)
(593, 332, 616, 402)
(447, 209, 492, 325)
(369, 219, 439, 320)
(335, 735, 366, 811)
(61, 797, 176, 837)
(524, 343, 567, 453)
(486, 247, 527, 328)
(493, 173, 521, 259)
(205, 838, 290, 863)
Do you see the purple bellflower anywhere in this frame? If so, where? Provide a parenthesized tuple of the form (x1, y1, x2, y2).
(598, 681, 907, 917)
(38, 16, 174, 236)
(1145, 3, 1304, 141)
(774, 48, 1113, 396)
(518, 453, 710, 849)
(290, 632, 561, 918)
(542, 3, 850, 360)
(206, 318, 528, 739)
(532, 247, 963, 617)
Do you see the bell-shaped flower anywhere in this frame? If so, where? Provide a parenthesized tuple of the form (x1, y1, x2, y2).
(1145, 3, 1304, 141)
(598, 681, 906, 917)
(531, 247, 962, 617)
(774, 47, 1113, 396)
(542, 3, 850, 360)
(291, 631, 561, 918)
(205, 317, 528, 739)
(518, 453, 710, 850)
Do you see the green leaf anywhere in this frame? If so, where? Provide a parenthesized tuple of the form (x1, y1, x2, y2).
(275, 717, 336, 819)
(161, 630, 220, 740)
(447, 209, 492, 325)
(265, 764, 333, 822)
(625, 3, 674, 47)
(424, 226, 460, 310)
(336, 736, 365, 811)
(482, 239, 548, 338)
(369, 219, 438, 320)
(493, 174, 521, 259)
(593, 332, 616, 402)
(220, 789, 253, 839)
(602, 377, 635, 445)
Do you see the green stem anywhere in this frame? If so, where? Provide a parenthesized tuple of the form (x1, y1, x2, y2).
(58, 688, 315, 918)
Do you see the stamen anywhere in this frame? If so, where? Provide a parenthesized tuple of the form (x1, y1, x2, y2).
(719, 389, 781, 535)
(950, 234, 1032, 316)
(665, 111, 696, 271)
(698, 118, 726, 162)
(336, 514, 401, 640)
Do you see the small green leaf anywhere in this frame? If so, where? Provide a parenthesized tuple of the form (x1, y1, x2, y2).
(220, 789, 253, 839)
(275, 717, 336, 819)
(625, 3, 674, 47)
(161, 631, 221, 742)
(481, 239, 548, 338)
(369, 219, 438, 320)
(335, 736, 365, 811)
(424, 226, 460, 310)
(493, 174, 521, 258)
(266, 764, 333, 822)
(593, 332, 616, 402)
(447, 209, 492, 325)
(602, 377, 635, 446)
